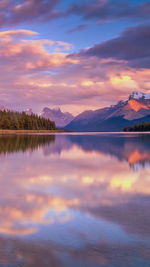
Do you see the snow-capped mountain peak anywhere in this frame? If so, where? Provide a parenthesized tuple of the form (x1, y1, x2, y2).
(129, 91, 150, 100)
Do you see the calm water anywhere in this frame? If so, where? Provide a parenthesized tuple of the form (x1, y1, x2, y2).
(0, 133, 150, 267)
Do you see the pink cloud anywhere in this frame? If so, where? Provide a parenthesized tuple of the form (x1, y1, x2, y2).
(0, 29, 149, 115)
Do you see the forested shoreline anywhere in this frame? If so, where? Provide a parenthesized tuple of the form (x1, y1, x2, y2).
(124, 122, 150, 132)
(0, 110, 56, 130)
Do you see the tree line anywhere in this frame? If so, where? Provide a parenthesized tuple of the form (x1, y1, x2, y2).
(0, 110, 56, 130)
(124, 122, 150, 132)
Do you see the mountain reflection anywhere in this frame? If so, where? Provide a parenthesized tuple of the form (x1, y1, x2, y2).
(1, 134, 150, 170)
(0, 133, 150, 266)
(43, 134, 150, 169)
(68, 134, 150, 170)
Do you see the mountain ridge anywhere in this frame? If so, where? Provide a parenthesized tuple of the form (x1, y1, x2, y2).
(41, 107, 74, 127)
(65, 91, 150, 132)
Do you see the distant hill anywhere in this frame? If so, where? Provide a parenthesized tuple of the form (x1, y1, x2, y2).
(41, 107, 74, 127)
(65, 91, 150, 132)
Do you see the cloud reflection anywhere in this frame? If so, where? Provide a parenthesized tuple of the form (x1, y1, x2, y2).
(0, 134, 150, 266)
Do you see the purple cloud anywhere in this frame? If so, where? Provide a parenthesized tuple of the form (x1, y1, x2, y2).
(77, 24, 150, 69)
(67, 0, 150, 24)
(67, 24, 87, 34)
(0, 0, 62, 27)
(0, 0, 149, 29)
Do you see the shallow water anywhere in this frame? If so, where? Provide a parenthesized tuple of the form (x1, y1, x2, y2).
(0, 133, 150, 267)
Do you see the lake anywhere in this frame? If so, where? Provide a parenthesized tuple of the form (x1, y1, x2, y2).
(0, 133, 150, 267)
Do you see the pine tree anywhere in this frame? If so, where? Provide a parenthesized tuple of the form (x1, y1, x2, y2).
(0, 110, 56, 130)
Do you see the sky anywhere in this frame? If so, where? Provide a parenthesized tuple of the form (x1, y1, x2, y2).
(0, 0, 150, 115)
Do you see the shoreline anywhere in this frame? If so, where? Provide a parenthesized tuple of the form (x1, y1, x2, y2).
(0, 129, 64, 134)
(1, 130, 150, 135)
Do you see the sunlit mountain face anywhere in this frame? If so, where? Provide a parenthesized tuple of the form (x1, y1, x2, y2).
(127, 99, 148, 112)
(0, 134, 150, 266)
(122, 91, 150, 119)
(65, 92, 150, 131)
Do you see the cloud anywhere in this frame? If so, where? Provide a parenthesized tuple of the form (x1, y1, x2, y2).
(67, 24, 87, 34)
(77, 23, 150, 69)
(0, 0, 62, 28)
(0, 28, 149, 114)
(0, 29, 74, 69)
(0, 29, 81, 111)
(0, 0, 149, 29)
(0, 236, 61, 267)
(0, 29, 38, 39)
(69, 240, 150, 266)
(67, 0, 150, 24)
(0, 133, 150, 240)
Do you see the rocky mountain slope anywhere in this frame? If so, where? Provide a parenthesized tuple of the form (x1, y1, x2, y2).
(41, 107, 74, 128)
(65, 91, 150, 131)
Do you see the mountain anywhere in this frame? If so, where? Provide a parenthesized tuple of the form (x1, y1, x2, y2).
(0, 105, 7, 112)
(67, 134, 150, 170)
(65, 91, 150, 132)
(41, 133, 150, 170)
(41, 107, 74, 127)
(24, 108, 33, 116)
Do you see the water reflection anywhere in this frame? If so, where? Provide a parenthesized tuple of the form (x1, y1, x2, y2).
(43, 134, 150, 170)
(0, 133, 150, 266)
(0, 134, 55, 154)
